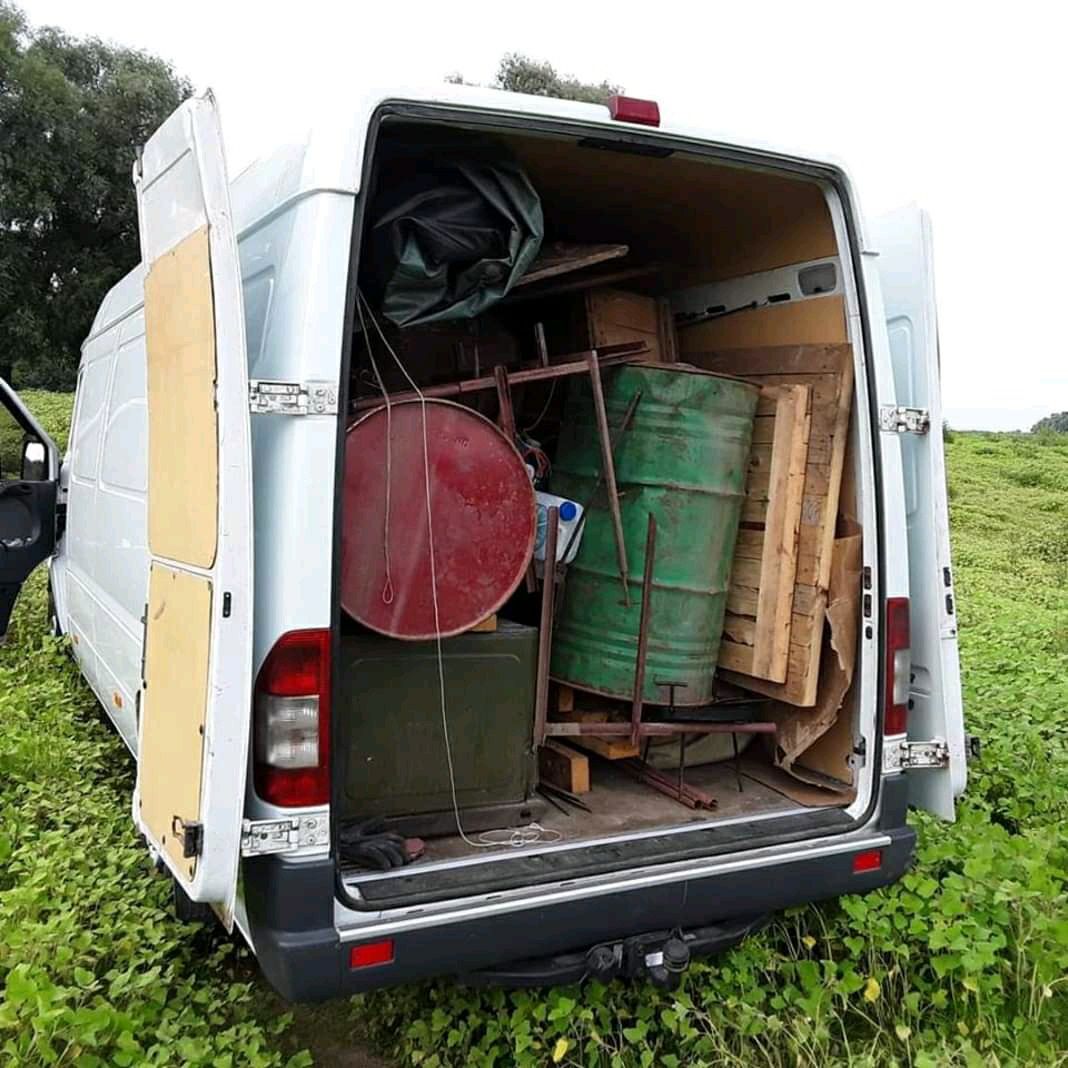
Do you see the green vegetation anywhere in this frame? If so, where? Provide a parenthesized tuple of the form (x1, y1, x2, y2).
(2, 399, 1066, 1066)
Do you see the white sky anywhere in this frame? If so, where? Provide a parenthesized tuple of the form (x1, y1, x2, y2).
(22, 0, 1068, 429)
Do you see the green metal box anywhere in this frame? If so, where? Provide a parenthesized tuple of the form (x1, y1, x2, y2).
(336, 621, 540, 835)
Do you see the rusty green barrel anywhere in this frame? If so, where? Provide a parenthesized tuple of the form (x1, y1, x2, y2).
(550, 363, 758, 706)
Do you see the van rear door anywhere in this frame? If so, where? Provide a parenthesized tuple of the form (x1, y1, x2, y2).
(871, 204, 966, 819)
(131, 93, 253, 922)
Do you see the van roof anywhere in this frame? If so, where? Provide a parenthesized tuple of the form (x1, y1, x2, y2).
(88, 83, 853, 343)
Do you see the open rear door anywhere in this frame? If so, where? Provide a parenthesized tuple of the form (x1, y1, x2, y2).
(132, 93, 253, 919)
(871, 204, 966, 819)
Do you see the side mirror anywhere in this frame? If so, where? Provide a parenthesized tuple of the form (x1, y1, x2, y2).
(21, 439, 47, 482)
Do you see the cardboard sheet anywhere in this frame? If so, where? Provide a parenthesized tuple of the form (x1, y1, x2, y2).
(763, 531, 862, 790)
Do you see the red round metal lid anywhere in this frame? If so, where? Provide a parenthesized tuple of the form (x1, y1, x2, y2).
(341, 399, 536, 640)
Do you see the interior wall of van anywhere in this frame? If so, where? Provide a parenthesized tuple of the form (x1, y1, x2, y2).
(333, 114, 871, 908)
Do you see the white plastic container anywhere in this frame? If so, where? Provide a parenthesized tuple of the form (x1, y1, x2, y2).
(534, 491, 584, 563)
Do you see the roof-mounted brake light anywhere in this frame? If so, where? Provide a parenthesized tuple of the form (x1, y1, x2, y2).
(607, 95, 660, 128)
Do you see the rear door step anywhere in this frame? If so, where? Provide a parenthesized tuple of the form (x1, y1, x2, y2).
(342, 808, 853, 910)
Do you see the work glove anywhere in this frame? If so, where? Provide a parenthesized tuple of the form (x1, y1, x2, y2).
(338, 817, 411, 870)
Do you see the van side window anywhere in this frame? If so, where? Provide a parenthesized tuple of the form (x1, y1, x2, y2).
(100, 334, 148, 494)
(71, 356, 111, 482)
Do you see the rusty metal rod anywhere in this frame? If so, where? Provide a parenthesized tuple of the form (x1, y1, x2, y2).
(493, 365, 517, 442)
(586, 351, 630, 606)
(542, 721, 776, 737)
(350, 343, 648, 413)
(617, 759, 717, 810)
(630, 513, 657, 744)
(559, 388, 642, 564)
(532, 507, 559, 748)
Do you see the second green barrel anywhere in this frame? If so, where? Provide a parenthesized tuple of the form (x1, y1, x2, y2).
(550, 363, 758, 706)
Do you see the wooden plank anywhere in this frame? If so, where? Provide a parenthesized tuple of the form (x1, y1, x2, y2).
(140, 564, 212, 881)
(539, 741, 590, 794)
(750, 384, 811, 680)
(657, 298, 680, 364)
(470, 614, 497, 633)
(144, 226, 218, 569)
(516, 242, 629, 287)
(723, 612, 757, 646)
(719, 383, 811, 683)
(554, 684, 576, 714)
(572, 734, 641, 760)
(703, 344, 852, 705)
(586, 288, 663, 362)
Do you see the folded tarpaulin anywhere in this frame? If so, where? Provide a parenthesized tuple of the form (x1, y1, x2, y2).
(366, 154, 543, 328)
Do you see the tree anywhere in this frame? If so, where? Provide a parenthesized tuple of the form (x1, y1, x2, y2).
(1031, 412, 1068, 433)
(0, 3, 191, 388)
(447, 53, 623, 106)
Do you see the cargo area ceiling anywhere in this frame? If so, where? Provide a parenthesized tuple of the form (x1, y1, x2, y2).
(375, 119, 839, 286)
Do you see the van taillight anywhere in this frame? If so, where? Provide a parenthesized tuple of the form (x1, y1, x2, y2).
(884, 598, 910, 737)
(254, 629, 331, 807)
(607, 95, 661, 127)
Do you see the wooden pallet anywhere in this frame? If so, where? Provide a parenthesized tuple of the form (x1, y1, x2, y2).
(696, 344, 854, 706)
(718, 383, 811, 682)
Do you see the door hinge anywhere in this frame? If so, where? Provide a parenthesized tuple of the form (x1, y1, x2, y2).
(879, 405, 931, 435)
(172, 817, 204, 858)
(883, 738, 949, 772)
(249, 380, 338, 416)
(240, 814, 330, 857)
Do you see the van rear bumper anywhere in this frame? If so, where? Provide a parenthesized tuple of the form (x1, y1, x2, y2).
(243, 819, 916, 1002)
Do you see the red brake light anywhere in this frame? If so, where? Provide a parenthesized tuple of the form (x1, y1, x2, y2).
(350, 939, 394, 969)
(853, 849, 883, 874)
(254, 629, 331, 807)
(884, 597, 910, 737)
(607, 95, 660, 127)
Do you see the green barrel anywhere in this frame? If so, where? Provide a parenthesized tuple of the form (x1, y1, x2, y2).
(550, 363, 758, 706)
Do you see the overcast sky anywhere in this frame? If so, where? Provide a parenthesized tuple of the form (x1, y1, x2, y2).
(22, 0, 1067, 429)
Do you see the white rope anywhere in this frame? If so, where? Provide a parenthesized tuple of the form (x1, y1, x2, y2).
(355, 297, 394, 605)
(357, 291, 554, 851)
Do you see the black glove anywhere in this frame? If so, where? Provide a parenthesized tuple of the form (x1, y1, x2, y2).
(338, 817, 411, 870)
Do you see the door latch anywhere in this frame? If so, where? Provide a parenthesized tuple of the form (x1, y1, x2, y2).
(172, 816, 204, 858)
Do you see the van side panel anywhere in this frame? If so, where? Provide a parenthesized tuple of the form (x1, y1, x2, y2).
(63, 309, 148, 748)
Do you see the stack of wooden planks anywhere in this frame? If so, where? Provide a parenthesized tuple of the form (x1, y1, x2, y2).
(696, 344, 854, 706)
(719, 383, 812, 683)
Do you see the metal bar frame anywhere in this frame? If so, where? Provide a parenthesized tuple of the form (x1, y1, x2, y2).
(350, 342, 648, 414)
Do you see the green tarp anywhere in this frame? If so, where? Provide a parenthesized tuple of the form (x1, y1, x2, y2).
(366, 154, 543, 328)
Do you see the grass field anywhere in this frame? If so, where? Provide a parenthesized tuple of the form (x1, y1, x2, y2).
(1, 394, 1065, 1066)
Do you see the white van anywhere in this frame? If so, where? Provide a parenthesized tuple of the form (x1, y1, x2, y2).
(0, 87, 968, 1000)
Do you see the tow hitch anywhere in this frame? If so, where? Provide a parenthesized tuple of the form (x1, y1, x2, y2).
(461, 915, 768, 989)
(586, 931, 692, 990)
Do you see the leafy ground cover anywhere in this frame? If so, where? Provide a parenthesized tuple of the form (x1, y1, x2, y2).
(1, 396, 1066, 1066)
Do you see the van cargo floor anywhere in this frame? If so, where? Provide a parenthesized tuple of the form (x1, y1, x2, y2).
(342, 763, 851, 909)
(422, 760, 799, 864)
